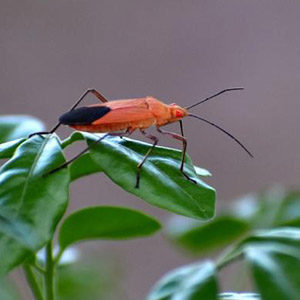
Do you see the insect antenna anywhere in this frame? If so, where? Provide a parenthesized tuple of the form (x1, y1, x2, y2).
(186, 88, 244, 110)
(188, 114, 253, 158)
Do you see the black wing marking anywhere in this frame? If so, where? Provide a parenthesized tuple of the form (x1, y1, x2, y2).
(59, 106, 111, 125)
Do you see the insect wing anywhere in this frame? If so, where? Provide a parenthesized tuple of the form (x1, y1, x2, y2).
(59, 106, 111, 125)
(92, 99, 154, 124)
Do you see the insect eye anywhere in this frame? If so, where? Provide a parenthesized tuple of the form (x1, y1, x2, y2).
(175, 110, 184, 118)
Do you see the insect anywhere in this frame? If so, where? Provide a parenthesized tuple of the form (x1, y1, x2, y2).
(35, 88, 253, 188)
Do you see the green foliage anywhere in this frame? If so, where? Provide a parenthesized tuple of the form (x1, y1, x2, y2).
(0, 139, 25, 159)
(147, 261, 218, 300)
(0, 135, 69, 273)
(56, 258, 117, 300)
(65, 131, 215, 220)
(166, 188, 300, 255)
(240, 228, 300, 300)
(0, 113, 215, 295)
(0, 115, 299, 300)
(0, 115, 44, 143)
(218, 293, 260, 300)
(58, 206, 161, 250)
(69, 152, 102, 181)
(247, 188, 300, 228)
(167, 216, 249, 255)
(148, 227, 300, 300)
(194, 166, 212, 177)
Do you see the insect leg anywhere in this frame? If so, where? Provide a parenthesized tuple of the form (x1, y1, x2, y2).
(50, 89, 109, 133)
(179, 120, 184, 137)
(135, 130, 159, 188)
(157, 127, 196, 184)
(46, 131, 129, 176)
(29, 89, 109, 137)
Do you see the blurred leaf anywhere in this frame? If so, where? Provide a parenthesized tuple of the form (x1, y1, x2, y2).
(57, 258, 117, 300)
(147, 261, 217, 300)
(167, 187, 300, 255)
(275, 191, 300, 227)
(0, 139, 25, 159)
(63, 132, 215, 220)
(168, 216, 249, 254)
(243, 228, 300, 300)
(0, 115, 45, 143)
(220, 228, 300, 300)
(194, 166, 212, 177)
(0, 277, 20, 300)
(69, 153, 102, 181)
(218, 293, 260, 300)
(241, 188, 300, 229)
(0, 135, 69, 273)
(59, 206, 161, 250)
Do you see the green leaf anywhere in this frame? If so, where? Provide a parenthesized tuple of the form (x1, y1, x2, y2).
(240, 188, 300, 229)
(59, 206, 161, 250)
(147, 261, 218, 300)
(218, 293, 260, 300)
(243, 228, 300, 300)
(64, 132, 215, 220)
(221, 228, 300, 300)
(0, 115, 45, 143)
(194, 166, 212, 177)
(69, 153, 102, 181)
(0, 135, 69, 273)
(61, 134, 103, 181)
(167, 216, 249, 254)
(275, 191, 300, 227)
(57, 257, 117, 300)
(0, 139, 25, 159)
(166, 188, 299, 254)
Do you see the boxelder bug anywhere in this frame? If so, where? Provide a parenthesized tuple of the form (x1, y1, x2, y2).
(33, 88, 253, 188)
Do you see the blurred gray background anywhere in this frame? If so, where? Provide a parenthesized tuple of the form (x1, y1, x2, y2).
(1, 1, 300, 299)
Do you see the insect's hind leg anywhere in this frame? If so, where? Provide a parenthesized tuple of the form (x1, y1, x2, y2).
(46, 131, 130, 176)
(135, 130, 159, 188)
(29, 89, 109, 138)
(157, 125, 196, 184)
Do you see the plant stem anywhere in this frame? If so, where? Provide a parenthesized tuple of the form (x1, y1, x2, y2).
(23, 263, 44, 300)
(53, 249, 63, 266)
(33, 262, 46, 274)
(216, 246, 243, 271)
(45, 241, 55, 300)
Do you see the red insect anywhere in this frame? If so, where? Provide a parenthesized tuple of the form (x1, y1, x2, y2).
(35, 88, 253, 188)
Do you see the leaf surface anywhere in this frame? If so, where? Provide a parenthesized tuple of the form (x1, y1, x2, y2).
(64, 132, 215, 220)
(0, 115, 44, 143)
(0, 139, 25, 159)
(220, 228, 300, 300)
(243, 228, 300, 300)
(168, 216, 249, 254)
(218, 293, 260, 300)
(69, 153, 102, 181)
(147, 261, 218, 300)
(0, 135, 69, 273)
(59, 206, 161, 249)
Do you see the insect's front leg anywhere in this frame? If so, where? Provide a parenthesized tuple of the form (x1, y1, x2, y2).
(135, 130, 159, 188)
(157, 126, 196, 184)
